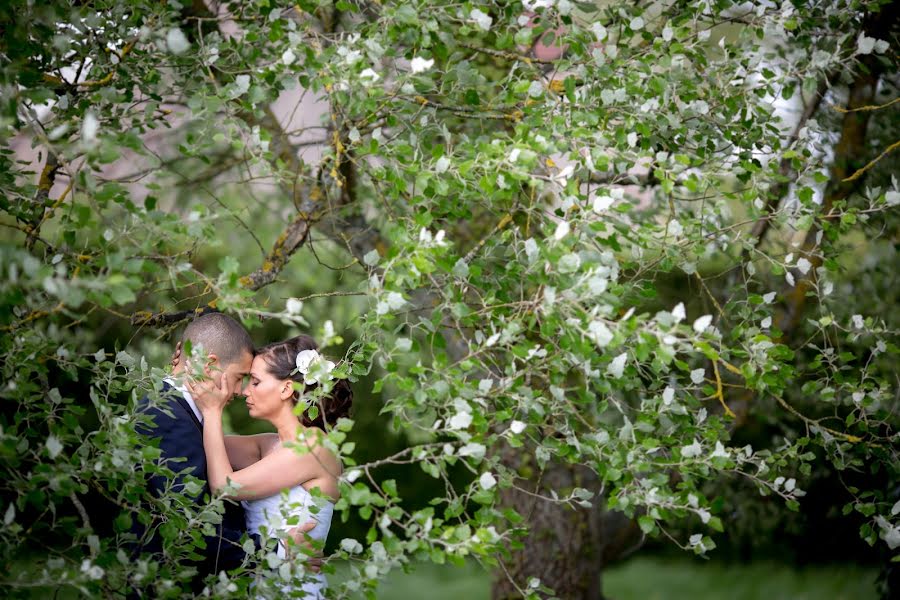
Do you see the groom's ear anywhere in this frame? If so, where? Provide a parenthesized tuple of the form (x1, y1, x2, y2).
(203, 353, 219, 377)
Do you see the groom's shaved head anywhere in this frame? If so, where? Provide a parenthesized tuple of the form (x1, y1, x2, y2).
(181, 313, 254, 366)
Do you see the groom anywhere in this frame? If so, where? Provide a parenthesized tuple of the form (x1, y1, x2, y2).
(133, 312, 317, 589)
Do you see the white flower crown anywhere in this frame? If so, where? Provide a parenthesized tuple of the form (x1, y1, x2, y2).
(295, 349, 336, 385)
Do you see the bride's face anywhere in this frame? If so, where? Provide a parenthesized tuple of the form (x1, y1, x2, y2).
(242, 355, 291, 419)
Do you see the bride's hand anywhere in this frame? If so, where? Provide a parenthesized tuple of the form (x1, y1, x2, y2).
(186, 375, 231, 415)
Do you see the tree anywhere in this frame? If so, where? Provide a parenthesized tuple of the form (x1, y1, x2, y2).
(1, 0, 898, 598)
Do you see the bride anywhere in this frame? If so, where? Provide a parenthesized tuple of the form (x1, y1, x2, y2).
(188, 334, 351, 598)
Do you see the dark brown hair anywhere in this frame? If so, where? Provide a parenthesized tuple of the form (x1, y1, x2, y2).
(255, 334, 352, 430)
(182, 312, 254, 367)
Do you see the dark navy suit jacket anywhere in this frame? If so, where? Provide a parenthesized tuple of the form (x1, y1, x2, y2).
(132, 382, 256, 578)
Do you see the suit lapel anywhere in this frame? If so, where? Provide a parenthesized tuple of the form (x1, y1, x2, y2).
(161, 382, 203, 434)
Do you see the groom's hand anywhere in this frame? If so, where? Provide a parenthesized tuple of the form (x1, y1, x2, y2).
(286, 520, 323, 573)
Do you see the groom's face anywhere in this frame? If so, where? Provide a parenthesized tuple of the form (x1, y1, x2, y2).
(219, 351, 254, 398)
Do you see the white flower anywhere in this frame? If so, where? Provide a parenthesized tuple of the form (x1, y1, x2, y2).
(710, 441, 729, 459)
(386, 291, 406, 310)
(470, 8, 493, 31)
(45, 435, 63, 459)
(508, 148, 521, 162)
(340, 538, 363, 554)
(524, 238, 539, 262)
(458, 442, 486, 459)
(80, 559, 104, 580)
(886, 191, 900, 206)
(360, 68, 380, 82)
(662, 386, 675, 405)
(528, 80, 544, 98)
(479, 472, 497, 490)
(166, 28, 190, 55)
(448, 411, 472, 430)
(852, 314, 864, 329)
(285, 298, 303, 315)
(690, 368, 705, 384)
(554, 220, 571, 241)
(282, 49, 297, 65)
(630, 16, 644, 30)
(667, 219, 683, 238)
(785, 271, 795, 286)
(761, 316, 772, 329)
(763, 291, 776, 303)
(697, 509, 711, 524)
(693, 315, 713, 334)
(588, 321, 613, 347)
(558, 253, 581, 273)
(592, 23, 608, 41)
(434, 156, 451, 173)
(857, 34, 876, 54)
(410, 56, 434, 73)
(295, 349, 320, 374)
(81, 112, 99, 144)
(593, 195, 615, 213)
(3, 503, 14, 526)
(796, 257, 812, 274)
(509, 420, 527, 434)
(344, 469, 362, 483)
(681, 440, 702, 458)
(395, 338, 412, 352)
(672, 302, 686, 323)
(662, 26, 673, 41)
(607, 353, 627, 378)
(295, 350, 335, 385)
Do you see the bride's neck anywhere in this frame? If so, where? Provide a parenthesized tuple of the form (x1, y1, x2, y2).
(270, 406, 301, 443)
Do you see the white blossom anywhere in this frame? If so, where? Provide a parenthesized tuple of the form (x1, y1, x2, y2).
(693, 314, 713, 334)
(509, 420, 527, 434)
(166, 28, 190, 55)
(410, 56, 434, 73)
(46, 435, 63, 459)
(359, 68, 380, 82)
(285, 298, 303, 315)
(672, 302, 686, 323)
(710, 441, 729, 458)
(690, 368, 706, 384)
(470, 8, 493, 31)
(681, 440, 702, 458)
(448, 411, 472, 430)
(593, 195, 615, 213)
(554, 220, 571, 241)
(796, 257, 812, 274)
(662, 386, 675, 405)
(479, 472, 497, 490)
(340, 538, 363, 554)
(607, 353, 627, 378)
(458, 442, 486, 459)
(588, 320, 613, 347)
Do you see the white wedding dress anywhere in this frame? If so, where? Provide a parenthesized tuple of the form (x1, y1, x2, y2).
(243, 484, 334, 598)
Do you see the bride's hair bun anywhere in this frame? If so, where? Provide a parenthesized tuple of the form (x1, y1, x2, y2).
(255, 334, 352, 430)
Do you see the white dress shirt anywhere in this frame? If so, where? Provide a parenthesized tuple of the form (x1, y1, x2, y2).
(164, 377, 203, 424)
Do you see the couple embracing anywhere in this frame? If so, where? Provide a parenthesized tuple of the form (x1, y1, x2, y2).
(133, 312, 350, 597)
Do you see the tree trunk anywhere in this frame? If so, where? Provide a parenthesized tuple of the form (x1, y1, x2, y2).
(492, 445, 642, 599)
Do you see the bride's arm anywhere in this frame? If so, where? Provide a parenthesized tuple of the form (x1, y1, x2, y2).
(224, 434, 268, 470)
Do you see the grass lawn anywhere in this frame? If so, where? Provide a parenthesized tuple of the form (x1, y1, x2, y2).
(335, 556, 879, 600)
